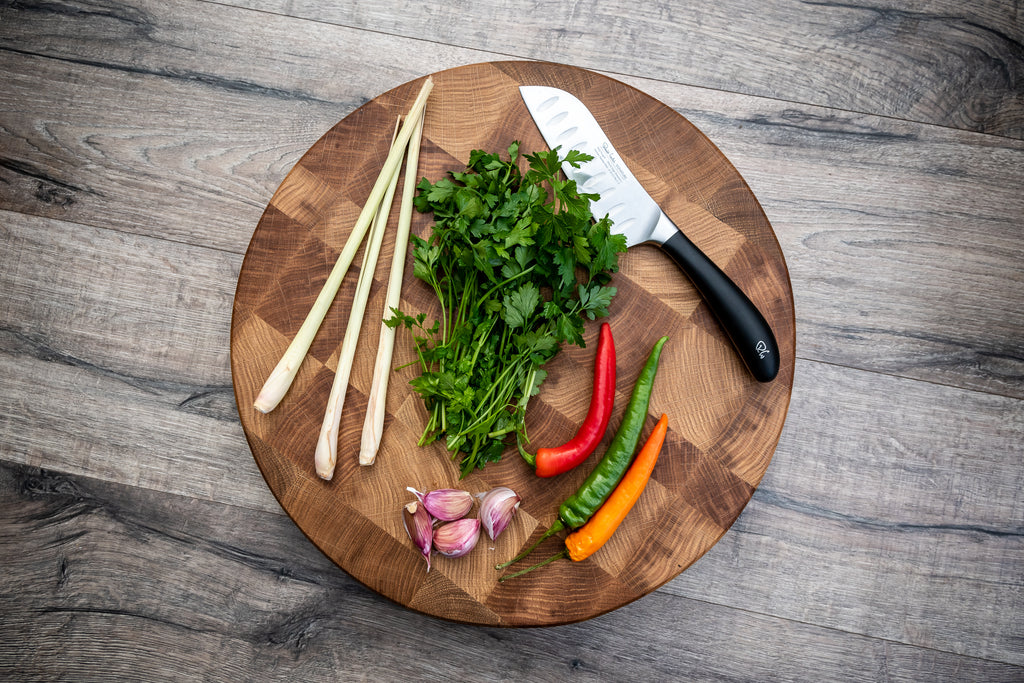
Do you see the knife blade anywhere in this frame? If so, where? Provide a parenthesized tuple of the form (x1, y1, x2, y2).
(520, 85, 780, 382)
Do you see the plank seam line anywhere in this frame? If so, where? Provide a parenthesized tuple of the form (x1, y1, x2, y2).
(791, 354, 1024, 402)
(0, 45, 336, 106)
(752, 487, 1024, 539)
(0, 207, 252, 259)
(671, 589, 1024, 668)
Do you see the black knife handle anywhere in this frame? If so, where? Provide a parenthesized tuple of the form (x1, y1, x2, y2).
(661, 230, 780, 382)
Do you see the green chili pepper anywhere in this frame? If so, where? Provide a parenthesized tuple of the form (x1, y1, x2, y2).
(496, 335, 668, 571)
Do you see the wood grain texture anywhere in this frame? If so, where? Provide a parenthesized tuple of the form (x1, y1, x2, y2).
(0, 210, 278, 513)
(1, 0, 1022, 676)
(3, 460, 1021, 681)
(0, 0, 482, 251)
(670, 359, 1024, 664)
(228, 0, 1024, 139)
(230, 61, 795, 625)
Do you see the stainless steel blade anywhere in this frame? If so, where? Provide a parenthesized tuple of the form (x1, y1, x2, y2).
(519, 85, 677, 248)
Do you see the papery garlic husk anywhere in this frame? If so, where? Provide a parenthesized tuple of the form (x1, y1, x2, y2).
(432, 518, 481, 557)
(402, 500, 432, 571)
(406, 487, 474, 521)
(477, 486, 521, 540)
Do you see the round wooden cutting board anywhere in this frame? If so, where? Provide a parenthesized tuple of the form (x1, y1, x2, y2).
(230, 61, 795, 626)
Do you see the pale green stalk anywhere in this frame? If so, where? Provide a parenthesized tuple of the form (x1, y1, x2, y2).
(359, 113, 425, 466)
(253, 77, 434, 414)
(315, 119, 403, 480)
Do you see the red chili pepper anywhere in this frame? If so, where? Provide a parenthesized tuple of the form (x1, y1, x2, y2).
(531, 322, 616, 477)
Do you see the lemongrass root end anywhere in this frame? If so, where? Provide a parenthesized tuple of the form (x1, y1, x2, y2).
(314, 434, 337, 480)
(252, 359, 298, 413)
(358, 425, 381, 466)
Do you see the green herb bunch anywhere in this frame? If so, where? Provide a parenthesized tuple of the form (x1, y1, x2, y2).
(386, 142, 627, 476)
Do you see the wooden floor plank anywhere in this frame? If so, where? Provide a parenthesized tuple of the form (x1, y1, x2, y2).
(0, 211, 237, 387)
(0, 49, 342, 253)
(0, 341, 277, 513)
(2, 459, 1021, 682)
(665, 362, 1024, 665)
(0, 0, 489, 251)
(223, 0, 1024, 138)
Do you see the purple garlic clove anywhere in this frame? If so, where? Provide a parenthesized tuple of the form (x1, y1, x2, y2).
(407, 486, 474, 521)
(402, 500, 433, 571)
(477, 486, 521, 541)
(432, 518, 481, 557)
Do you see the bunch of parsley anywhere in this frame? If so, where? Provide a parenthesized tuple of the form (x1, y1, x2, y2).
(386, 142, 627, 476)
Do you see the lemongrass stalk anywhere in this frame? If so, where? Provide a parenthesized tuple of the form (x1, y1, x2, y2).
(314, 120, 403, 480)
(359, 112, 425, 466)
(253, 77, 434, 414)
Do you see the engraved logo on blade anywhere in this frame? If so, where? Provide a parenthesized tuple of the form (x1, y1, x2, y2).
(594, 141, 629, 185)
(756, 340, 770, 359)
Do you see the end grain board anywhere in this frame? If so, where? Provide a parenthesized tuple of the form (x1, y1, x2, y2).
(229, 62, 795, 626)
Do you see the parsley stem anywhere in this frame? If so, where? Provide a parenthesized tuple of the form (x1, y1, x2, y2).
(478, 264, 537, 305)
(456, 275, 474, 328)
(455, 354, 530, 438)
(467, 317, 498, 371)
(433, 281, 448, 344)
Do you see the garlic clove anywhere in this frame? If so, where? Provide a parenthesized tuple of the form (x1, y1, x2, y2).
(477, 486, 521, 541)
(407, 486, 474, 521)
(432, 518, 481, 557)
(402, 500, 433, 571)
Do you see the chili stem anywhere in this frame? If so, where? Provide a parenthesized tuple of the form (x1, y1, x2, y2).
(494, 518, 564, 570)
(498, 549, 568, 582)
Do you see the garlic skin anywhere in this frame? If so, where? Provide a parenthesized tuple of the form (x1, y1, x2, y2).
(407, 487, 474, 521)
(477, 486, 521, 541)
(432, 518, 481, 557)
(402, 500, 433, 571)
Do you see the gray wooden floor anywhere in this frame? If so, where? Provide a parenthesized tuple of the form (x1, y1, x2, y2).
(2, 1, 1022, 680)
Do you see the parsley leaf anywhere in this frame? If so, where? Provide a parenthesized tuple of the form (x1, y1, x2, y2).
(503, 282, 540, 329)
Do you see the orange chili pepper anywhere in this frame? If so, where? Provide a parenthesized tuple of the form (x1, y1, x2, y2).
(565, 413, 668, 561)
(498, 413, 668, 581)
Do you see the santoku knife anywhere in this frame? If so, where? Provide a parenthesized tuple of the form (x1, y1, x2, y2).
(520, 85, 780, 382)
